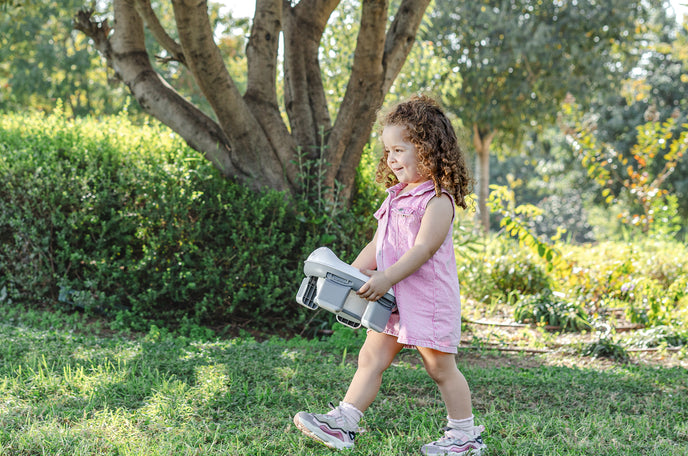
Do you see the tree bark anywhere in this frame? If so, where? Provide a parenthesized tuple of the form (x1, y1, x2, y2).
(282, 0, 338, 159)
(133, 0, 185, 64)
(244, 0, 299, 187)
(330, 0, 431, 201)
(171, 0, 287, 189)
(473, 123, 495, 233)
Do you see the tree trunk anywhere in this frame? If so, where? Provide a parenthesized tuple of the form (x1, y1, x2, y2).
(75, 0, 431, 201)
(332, 0, 431, 201)
(473, 124, 495, 233)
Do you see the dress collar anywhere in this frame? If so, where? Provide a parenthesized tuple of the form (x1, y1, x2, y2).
(387, 179, 435, 198)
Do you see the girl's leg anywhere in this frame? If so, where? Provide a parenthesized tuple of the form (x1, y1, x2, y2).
(343, 331, 405, 412)
(416, 347, 487, 454)
(416, 346, 472, 419)
(293, 332, 403, 450)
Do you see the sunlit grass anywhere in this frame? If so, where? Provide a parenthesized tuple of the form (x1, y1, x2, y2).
(0, 305, 686, 455)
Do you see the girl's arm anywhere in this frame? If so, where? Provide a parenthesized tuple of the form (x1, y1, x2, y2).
(351, 227, 379, 270)
(357, 194, 453, 301)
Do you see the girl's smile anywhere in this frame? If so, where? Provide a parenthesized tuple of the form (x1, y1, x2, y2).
(381, 125, 427, 189)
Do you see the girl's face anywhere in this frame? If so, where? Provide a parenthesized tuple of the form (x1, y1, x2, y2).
(381, 125, 427, 188)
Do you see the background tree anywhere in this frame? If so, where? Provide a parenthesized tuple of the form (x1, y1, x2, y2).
(586, 9, 688, 221)
(74, 0, 431, 201)
(427, 0, 661, 232)
(0, 0, 131, 116)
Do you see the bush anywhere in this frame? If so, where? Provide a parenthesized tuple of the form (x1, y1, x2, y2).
(0, 111, 374, 333)
(458, 238, 551, 303)
(624, 275, 688, 327)
(581, 336, 629, 362)
(559, 240, 688, 326)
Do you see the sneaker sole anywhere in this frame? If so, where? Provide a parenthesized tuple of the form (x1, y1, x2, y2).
(293, 413, 353, 450)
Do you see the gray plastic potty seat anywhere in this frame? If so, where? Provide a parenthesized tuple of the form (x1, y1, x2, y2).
(296, 247, 396, 332)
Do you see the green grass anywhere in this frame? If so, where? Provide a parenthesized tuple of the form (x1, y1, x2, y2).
(0, 305, 686, 455)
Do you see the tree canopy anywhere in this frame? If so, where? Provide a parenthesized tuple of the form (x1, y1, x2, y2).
(427, 0, 663, 230)
(0, 0, 132, 115)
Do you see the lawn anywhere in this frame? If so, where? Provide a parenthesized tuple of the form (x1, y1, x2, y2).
(0, 304, 686, 455)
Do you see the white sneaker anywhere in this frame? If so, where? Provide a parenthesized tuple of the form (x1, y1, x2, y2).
(420, 425, 487, 455)
(293, 407, 358, 450)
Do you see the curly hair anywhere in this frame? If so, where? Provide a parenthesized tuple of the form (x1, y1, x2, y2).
(375, 95, 474, 209)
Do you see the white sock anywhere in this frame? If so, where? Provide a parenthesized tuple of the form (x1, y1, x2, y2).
(447, 415, 475, 434)
(327, 401, 363, 427)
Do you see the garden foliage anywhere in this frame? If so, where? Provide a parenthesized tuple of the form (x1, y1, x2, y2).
(457, 176, 687, 335)
(0, 110, 374, 332)
(2, 111, 686, 337)
(514, 291, 591, 332)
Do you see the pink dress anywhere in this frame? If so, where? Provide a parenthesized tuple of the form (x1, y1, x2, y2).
(374, 180, 461, 353)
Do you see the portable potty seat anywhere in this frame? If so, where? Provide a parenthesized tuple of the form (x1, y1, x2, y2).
(296, 247, 396, 332)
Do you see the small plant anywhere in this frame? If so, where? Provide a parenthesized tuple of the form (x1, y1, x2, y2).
(582, 336, 629, 362)
(580, 323, 629, 362)
(514, 291, 591, 331)
(624, 275, 688, 327)
(292, 128, 379, 256)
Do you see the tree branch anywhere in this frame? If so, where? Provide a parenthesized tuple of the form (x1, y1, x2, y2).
(473, 123, 496, 153)
(381, 0, 432, 94)
(133, 0, 186, 65)
(282, 0, 338, 153)
(326, 0, 387, 175)
(170, 0, 245, 134)
(243, 0, 299, 185)
(300, 0, 340, 136)
(329, 0, 430, 198)
(74, 9, 112, 64)
(78, 0, 249, 180)
(246, 0, 281, 105)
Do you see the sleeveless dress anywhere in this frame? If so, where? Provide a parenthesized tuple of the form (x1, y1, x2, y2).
(373, 180, 462, 353)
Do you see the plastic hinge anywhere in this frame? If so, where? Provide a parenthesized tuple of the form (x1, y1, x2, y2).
(377, 296, 395, 310)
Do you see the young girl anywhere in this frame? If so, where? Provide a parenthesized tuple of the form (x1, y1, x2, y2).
(293, 95, 486, 455)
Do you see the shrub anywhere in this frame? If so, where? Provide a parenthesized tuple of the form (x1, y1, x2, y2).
(458, 238, 551, 302)
(559, 240, 688, 319)
(624, 325, 688, 348)
(624, 275, 688, 327)
(0, 111, 374, 333)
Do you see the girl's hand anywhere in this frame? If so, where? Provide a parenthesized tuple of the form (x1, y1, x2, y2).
(357, 269, 393, 302)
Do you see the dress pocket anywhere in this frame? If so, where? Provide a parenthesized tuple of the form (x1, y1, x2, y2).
(391, 206, 423, 233)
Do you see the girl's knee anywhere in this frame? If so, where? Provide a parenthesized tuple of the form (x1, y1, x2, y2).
(423, 361, 448, 383)
(356, 333, 401, 372)
(419, 349, 459, 383)
(357, 344, 390, 372)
